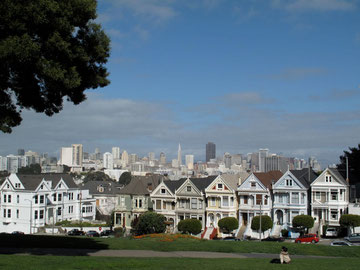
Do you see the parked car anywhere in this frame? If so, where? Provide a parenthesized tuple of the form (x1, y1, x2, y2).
(67, 229, 85, 236)
(344, 233, 360, 243)
(261, 236, 285, 242)
(11, 231, 24, 235)
(325, 227, 338, 237)
(331, 240, 352, 246)
(86, 230, 100, 237)
(100, 229, 115, 238)
(295, 234, 319, 243)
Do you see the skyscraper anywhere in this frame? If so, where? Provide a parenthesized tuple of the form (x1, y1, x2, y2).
(178, 143, 182, 167)
(206, 142, 216, 162)
(112, 147, 120, 160)
(185, 155, 194, 170)
(72, 144, 83, 167)
(103, 152, 114, 169)
(159, 152, 166, 165)
(259, 148, 269, 172)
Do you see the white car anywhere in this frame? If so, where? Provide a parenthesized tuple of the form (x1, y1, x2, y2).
(325, 228, 338, 237)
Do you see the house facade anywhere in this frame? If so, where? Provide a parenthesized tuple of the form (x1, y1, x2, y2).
(0, 173, 95, 234)
(310, 168, 349, 234)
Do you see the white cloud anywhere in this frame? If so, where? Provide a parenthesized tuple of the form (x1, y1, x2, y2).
(272, 0, 357, 12)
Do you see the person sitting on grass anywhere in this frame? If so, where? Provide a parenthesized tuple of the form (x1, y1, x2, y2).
(280, 246, 291, 264)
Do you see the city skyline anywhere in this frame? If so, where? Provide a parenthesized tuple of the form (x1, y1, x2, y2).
(0, 1, 359, 165)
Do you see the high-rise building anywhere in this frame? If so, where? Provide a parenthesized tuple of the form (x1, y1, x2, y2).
(148, 152, 155, 161)
(0, 156, 8, 171)
(121, 150, 129, 166)
(112, 147, 120, 160)
(103, 152, 114, 169)
(60, 147, 73, 167)
(129, 153, 138, 164)
(258, 148, 269, 172)
(17, 149, 25, 156)
(223, 152, 232, 169)
(72, 144, 83, 167)
(185, 155, 194, 170)
(178, 144, 182, 167)
(206, 142, 216, 162)
(159, 152, 166, 165)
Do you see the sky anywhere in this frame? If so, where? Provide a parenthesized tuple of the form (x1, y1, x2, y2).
(1, 0, 360, 165)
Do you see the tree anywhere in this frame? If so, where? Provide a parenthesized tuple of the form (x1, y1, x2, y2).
(292, 215, 314, 234)
(340, 214, 360, 234)
(132, 212, 166, 236)
(119, 172, 131, 186)
(251, 215, 272, 237)
(0, 0, 110, 133)
(218, 217, 239, 234)
(177, 219, 202, 235)
(18, 163, 42, 174)
(83, 171, 112, 183)
(337, 143, 360, 184)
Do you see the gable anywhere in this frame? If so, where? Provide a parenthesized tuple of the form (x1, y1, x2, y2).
(151, 182, 174, 197)
(176, 179, 201, 196)
(237, 174, 267, 191)
(54, 178, 69, 190)
(311, 168, 347, 187)
(274, 171, 305, 190)
(205, 176, 233, 193)
(35, 179, 52, 192)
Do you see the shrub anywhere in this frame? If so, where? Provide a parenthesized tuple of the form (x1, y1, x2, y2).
(114, 227, 124, 238)
(178, 219, 202, 235)
(292, 215, 314, 234)
(218, 217, 239, 234)
(281, 229, 288, 237)
(340, 214, 360, 234)
(132, 212, 166, 236)
(251, 215, 272, 233)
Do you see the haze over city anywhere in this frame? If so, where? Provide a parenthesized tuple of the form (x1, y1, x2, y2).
(1, 0, 359, 165)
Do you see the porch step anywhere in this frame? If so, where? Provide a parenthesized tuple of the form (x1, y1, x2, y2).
(236, 225, 246, 239)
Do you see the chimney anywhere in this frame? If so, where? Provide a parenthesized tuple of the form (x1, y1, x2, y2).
(346, 156, 350, 184)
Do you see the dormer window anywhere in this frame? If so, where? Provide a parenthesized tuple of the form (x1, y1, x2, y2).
(325, 175, 332, 182)
(217, 183, 223, 190)
(187, 186, 191, 192)
(58, 184, 62, 188)
(251, 182, 256, 187)
(286, 179, 293, 186)
(15, 183, 21, 188)
(161, 188, 166, 194)
(6, 184, 9, 189)
(40, 184, 43, 190)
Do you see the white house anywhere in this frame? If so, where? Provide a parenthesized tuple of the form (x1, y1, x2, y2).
(0, 173, 95, 234)
(272, 169, 317, 237)
(310, 168, 349, 234)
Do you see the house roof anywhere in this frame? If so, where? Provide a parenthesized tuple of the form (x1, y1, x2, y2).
(328, 168, 348, 186)
(163, 179, 186, 194)
(82, 180, 123, 195)
(16, 173, 78, 191)
(221, 174, 247, 190)
(290, 168, 318, 188)
(190, 176, 217, 192)
(253, 171, 283, 189)
(119, 175, 164, 195)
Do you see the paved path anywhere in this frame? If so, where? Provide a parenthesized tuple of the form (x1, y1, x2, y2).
(0, 248, 341, 259)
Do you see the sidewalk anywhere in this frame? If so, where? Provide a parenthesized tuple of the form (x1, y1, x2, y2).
(0, 248, 342, 259)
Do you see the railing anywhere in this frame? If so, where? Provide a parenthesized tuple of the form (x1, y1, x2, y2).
(201, 227, 207, 239)
(210, 228, 218, 239)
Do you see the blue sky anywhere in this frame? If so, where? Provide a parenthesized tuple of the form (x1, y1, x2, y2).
(1, 0, 360, 165)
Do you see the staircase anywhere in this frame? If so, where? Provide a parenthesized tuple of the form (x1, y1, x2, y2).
(236, 225, 246, 239)
(202, 227, 214, 240)
(272, 224, 282, 237)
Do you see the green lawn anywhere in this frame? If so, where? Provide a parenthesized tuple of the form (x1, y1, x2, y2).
(1, 234, 359, 258)
(0, 255, 359, 270)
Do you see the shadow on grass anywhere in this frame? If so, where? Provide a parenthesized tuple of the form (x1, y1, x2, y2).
(0, 234, 108, 256)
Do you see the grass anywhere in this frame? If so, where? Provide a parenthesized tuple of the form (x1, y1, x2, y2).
(1, 233, 360, 258)
(0, 255, 360, 270)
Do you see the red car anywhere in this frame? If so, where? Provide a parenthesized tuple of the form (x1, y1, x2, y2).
(295, 234, 319, 243)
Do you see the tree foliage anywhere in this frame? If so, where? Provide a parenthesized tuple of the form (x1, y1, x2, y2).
(83, 171, 112, 183)
(337, 143, 360, 184)
(251, 215, 272, 233)
(132, 211, 166, 236)
(0, 0, 110, 133)
(119, 172, 131, 186)
(340, 214, 360, 234)
(218, 217, 239, 234)
(292, 215, 314, 234)
(17, 163, 42, 174)
(177, 219, 202, 235)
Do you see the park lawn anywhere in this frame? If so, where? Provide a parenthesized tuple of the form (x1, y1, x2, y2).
(1, 234, 360, 258)
(0, 255, 359, 270)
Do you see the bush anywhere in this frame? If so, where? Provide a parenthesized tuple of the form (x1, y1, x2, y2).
(251, 215, 272, 232)
(292, 215, 314, 234)
(178, 219, 202, 235)
(281, 229, 288, 237)
(218, 217, 239, 234)
(114, 227, 124, 238)
(340, 214, 360, 234)
(132, 212, 166, 236)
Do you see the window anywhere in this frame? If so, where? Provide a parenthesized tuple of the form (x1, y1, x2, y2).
(40, 184, 43, 189)
(161, 188, 166, 194)
(315, 192, 320, 200)
(40, 210, 44, 219)
(186, 199, 190, 209)
(191, 198, 197, 209)
(326, 175, 332, 182)
(264, 196, 268, 205)
(244, 195, 248, 204)
(331, 210, 338, 220)
(53, 194, 57, 202)
(16, 209, 19, 218)
(251, 182, 256, 188)
(121, 197, 125, 206)
(7, 209, 11, 218)
(8, 195, 11, 203)
(3, 194, 6, 203)
(15, 183, 21, 188)
(163, 201, 166, 209)
(58, 193, 62, 201)
(286, 179, 293, 186)
(331, 190, 338, 200)
(57, 207, 62, 216)
(223, 196, 229, 207)
(40, 195, 44, 204)
(156, 200, 161, 209)
(34, 210, 38, 219)
(68, 206, 73, 213)
(256, 194, 262, 205)
(301, 193, 305, 204)
(34, 195, 38, 204)
(217, 183, 223, 190)
(69, 193, 74, 200)
(187, 186, 191, 192)
(135, 199, 138, 208)
(291, 193, 299, 204)
(17, 195, 20, 203)
(230, 197, 234, 207)
(3, 209, 6, 218)
(139, 199, 142, 208)
(210, 197, 216, 206)
(199, 199, 203, 209)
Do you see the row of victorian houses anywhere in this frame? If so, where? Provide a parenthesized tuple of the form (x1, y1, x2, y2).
(113, 167, 351, 239)
(0, 167, 353, 238)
